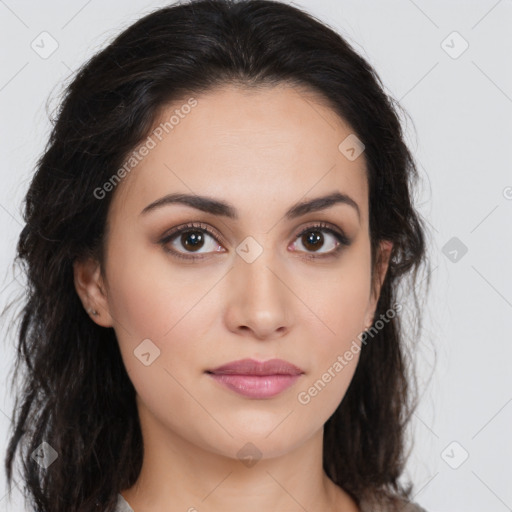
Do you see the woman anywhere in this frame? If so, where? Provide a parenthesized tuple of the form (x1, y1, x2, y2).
(3, 1, 431, 511)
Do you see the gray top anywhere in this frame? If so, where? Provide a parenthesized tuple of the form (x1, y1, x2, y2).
(115, 493, 134, 512)
(114, 492, 427, 511)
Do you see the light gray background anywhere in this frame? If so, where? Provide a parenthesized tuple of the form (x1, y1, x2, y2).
(1, 1, 511, 511)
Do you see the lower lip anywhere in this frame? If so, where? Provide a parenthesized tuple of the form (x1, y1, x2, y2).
(207, 373, 302, 399)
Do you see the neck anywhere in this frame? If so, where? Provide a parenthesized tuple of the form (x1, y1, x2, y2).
(120, 397, 359, 512)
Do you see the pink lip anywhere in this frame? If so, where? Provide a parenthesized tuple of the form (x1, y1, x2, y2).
(206, 358, 304, 399)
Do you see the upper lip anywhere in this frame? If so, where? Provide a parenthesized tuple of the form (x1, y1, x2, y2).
(207, 358, 304, 376)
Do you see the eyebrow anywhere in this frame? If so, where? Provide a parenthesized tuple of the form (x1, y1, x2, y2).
(140, 191, 360, 222)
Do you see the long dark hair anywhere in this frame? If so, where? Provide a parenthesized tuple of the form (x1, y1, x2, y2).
(3, 1, 431, 510)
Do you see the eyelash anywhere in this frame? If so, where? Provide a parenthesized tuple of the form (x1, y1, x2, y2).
(159, 221, 351, 262)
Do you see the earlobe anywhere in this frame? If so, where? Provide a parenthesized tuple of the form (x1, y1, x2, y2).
(73, 258, 113, 328)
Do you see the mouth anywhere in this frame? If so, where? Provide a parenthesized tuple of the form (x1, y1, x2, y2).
(206, 358, 304, 399)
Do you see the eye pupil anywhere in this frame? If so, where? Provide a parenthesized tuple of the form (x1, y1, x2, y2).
(182, 231, 204, 251)
(303, 231, 323, 252)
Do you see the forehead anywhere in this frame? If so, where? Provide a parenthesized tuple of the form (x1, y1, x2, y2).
(110, 83, 369, 225)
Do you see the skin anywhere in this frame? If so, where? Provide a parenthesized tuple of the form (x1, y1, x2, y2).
(74, 83, 392, 512)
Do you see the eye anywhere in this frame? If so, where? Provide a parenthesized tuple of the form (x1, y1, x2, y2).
(159, 221, 351, 262)
(159, 222, 225, 261)
(290, 222, 351, 259)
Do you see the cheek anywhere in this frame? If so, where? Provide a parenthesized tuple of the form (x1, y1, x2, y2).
(105, 228, 216, 341)
(295, 250, 371, 408)
(302, 247, 372, 343)
(104, 233, 223, 395)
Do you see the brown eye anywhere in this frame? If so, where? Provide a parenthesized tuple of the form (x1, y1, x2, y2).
(179, 230, 206, 252)
(159, 222, 225, 261)
(291, 222, 351, 259)
(301, 230, 325, 252)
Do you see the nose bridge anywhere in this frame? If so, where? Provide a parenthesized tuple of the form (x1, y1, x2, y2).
(227, 234, 291, 336)
(236, 236, 283, 301)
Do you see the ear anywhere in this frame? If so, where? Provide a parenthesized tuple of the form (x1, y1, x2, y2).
(363, 240, 393, 330)
(73, 257, 113, 328)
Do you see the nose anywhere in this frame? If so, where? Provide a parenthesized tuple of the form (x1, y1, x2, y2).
(223, 247, 293, 340)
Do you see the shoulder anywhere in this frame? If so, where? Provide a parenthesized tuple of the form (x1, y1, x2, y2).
(395, 501, 428, 512)
(113, 493, 135, 512)
(358, 494, 428, 512)
(113, 491, 428, 512)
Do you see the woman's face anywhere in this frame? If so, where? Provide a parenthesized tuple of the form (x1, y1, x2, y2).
(78, 83, 391, 459)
